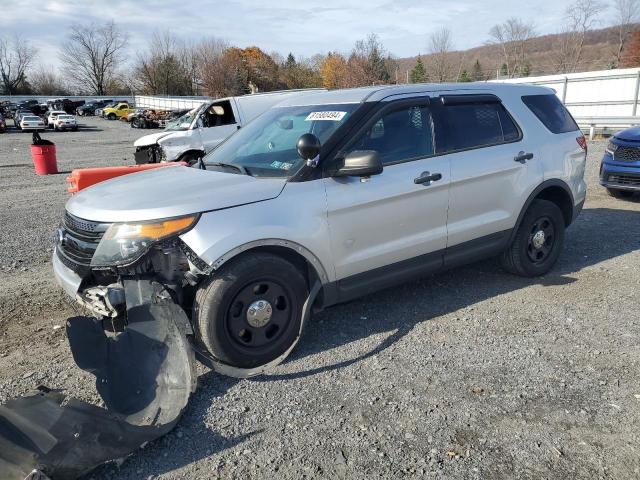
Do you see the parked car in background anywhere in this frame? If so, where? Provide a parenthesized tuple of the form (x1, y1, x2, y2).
(55, 83, 587, 373)
(46, 98, 85, 114)
(54, 114, 78, 131)
(0, 113, 6, 133)
(102, 102, 134, 120)
(47, 110, 67, 129)
(134, 89, 325, 164)
(76, 100, 112, 116)
(14, 109, 35, 128)
(0, 102, 16, 119)
(95, 101, 124, 117)
(600, 127, 640, 198)
(19, 115, 45, 132)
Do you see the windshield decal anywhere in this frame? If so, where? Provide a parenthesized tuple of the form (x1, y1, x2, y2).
(305, 111, 347, 121)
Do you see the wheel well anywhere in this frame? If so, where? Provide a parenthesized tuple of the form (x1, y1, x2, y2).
(221, 246, 321, 290)
(534, 185, 573, 226)
(179, 150, 204, 161)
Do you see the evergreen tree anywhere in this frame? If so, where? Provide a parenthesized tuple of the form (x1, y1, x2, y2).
(409, 56, 427, 83)
(285, 53, 296, 69)
(500, 63, 508, 77)
(472, 60, 484, 81)
(457, 69, 471, 82)
(522, 63, 531, 77)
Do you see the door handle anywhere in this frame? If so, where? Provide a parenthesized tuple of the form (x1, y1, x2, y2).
(414, 171, 442, 185)
(514, 151, 534, 163)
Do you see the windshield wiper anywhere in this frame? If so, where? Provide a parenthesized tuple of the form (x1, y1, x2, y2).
(207, 162, 251, 176)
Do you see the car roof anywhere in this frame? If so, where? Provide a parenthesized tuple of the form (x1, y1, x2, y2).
(276, 82, 554, 107)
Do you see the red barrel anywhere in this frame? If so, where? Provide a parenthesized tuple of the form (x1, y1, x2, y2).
(31, 144, 58, 175)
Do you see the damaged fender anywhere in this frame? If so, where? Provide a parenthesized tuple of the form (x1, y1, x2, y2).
(0, 280, 196, 480)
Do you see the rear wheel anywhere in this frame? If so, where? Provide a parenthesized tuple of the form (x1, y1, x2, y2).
(501, 199, 565, 277)
(107, 113, 116, 120)
(194, 253, 308, 368)
(607, 188, 634, 199)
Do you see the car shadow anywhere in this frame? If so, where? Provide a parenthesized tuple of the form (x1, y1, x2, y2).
(85, 206, 640, 478)
(250, 206, 640, 382)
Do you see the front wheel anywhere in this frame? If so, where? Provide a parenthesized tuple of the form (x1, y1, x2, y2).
(501, 199, 565, 277)
(194, 253, 308, 369)
(107, 113, 116, 120)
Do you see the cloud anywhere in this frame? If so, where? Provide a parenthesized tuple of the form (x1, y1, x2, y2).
(0, 0, 578, 69)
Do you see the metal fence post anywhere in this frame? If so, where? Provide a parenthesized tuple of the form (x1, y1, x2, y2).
(562, 77, 568, 104)
(633, 71, 640, 116)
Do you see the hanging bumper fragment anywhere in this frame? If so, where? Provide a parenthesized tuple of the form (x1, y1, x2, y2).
(0, 280, 196, 480)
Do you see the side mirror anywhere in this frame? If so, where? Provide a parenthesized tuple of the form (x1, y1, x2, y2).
(334, 150, 383, 177)
(297, 133, 321, 161)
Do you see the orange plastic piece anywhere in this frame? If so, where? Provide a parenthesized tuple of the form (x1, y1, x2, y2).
(66, 162, 187, 193)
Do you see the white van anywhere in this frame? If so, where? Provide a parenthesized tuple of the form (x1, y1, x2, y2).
(133, 89, 325, 164)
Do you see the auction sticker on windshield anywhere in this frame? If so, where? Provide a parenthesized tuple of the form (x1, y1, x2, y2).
(305, 111, 347, 121)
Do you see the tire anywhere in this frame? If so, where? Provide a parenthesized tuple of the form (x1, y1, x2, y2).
(501, 199, 565, 277)
(607, 188, 634, 199)
(107, 113, 116, 120)
(194, 253, 308, 368)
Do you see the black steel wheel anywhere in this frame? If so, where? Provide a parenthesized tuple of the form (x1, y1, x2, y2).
(526, 216, 555, 264)
(195, 253, 308, 368)
(501, 199, 565, 277)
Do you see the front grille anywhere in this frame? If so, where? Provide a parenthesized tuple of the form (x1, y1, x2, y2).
(607, 173, 640, 186)
(613, 146, 640, 162)
(56, 212, 110, 276)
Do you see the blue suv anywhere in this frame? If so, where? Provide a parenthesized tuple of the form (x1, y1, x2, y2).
(601, 127, 640, 198)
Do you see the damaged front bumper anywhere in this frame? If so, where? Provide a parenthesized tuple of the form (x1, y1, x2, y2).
(0, 279, 196, 480)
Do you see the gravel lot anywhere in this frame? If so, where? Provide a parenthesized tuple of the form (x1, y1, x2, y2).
(0, 118, 639, 480)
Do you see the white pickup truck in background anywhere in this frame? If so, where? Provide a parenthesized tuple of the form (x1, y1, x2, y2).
(133, 89, 325, 164)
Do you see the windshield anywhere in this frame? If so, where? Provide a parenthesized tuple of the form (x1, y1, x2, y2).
(203, 103, 357, 178)
(166, 107, 199, 131)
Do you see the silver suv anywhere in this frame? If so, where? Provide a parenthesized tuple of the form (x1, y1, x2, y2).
(53, 83, 587, 376)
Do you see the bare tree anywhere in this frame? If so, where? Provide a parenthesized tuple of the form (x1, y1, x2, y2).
(30, 65, 69, 95)
(554, 0, 604, 72)
(612, 0, 640, 66)
(60, 21, 127, 95)
(489, 18, 536, 78)
(0, 34, 37, 94)
(428, 27, 455, 82)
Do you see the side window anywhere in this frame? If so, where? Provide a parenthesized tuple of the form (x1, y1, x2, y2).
(203, 100, 236, 128)
(346, 104, 434, 165)
(521, 94, 579, 134)
(441, 102, 520, 151)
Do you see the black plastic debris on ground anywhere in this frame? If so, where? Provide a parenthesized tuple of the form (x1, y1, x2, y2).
(0, 280, 196, 480)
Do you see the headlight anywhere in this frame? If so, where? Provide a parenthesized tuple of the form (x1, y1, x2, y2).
(91, 215, 198, 267)
(606, 141, 619, 155)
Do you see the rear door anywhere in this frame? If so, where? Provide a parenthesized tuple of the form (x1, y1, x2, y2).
(323, 98, 450, 299)
(437, 93, 543, 257)
(198, 100, 240, 153)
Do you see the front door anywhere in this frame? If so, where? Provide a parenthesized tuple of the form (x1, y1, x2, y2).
(198, 100, 240, 153)
(323, 99, 450, 300)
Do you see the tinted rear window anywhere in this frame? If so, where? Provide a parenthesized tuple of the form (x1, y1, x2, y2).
(522, 94, 578, 134)
(441, 102, 521, 151)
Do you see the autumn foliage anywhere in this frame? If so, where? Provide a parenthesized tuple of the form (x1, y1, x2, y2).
(620, 30, 640, 67)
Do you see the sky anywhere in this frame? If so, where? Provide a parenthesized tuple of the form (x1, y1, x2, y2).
(0, 0, 613, 68)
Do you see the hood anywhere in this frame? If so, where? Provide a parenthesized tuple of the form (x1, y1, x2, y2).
(66, 166, 287, 223)
(134, 130, 181, 147)
(614, 126, 640, 142)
